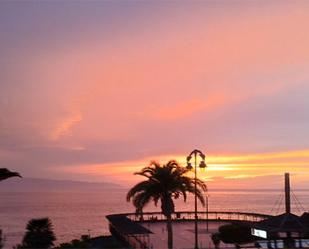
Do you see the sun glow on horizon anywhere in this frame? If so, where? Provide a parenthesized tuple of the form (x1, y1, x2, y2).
(51, 148, 309, 188)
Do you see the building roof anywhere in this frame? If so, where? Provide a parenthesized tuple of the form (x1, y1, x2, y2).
(106, 214, 152, 235)
(300, 212, 309, 226)
(253, 213, 309, 233)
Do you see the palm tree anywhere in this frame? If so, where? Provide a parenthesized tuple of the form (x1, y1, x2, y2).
(127, 160, 207, 249)
(0, 168, 21, 181)
(19, 218, 56, 249)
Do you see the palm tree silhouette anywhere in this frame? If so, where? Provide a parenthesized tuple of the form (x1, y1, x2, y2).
(127, 160, 207, 249)
(19, 218, 56, 249)
(0, 168, 21, 181)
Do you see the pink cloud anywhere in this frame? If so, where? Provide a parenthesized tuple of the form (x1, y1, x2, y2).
(153, 93, 230, 120)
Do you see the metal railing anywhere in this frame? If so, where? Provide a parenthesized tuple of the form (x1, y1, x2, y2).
(126, 211, 272, 223)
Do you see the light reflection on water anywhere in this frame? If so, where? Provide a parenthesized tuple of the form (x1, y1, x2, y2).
(0, 189, 308, 248)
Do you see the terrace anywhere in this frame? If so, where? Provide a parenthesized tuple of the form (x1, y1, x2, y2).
(107, 211, 272, 249)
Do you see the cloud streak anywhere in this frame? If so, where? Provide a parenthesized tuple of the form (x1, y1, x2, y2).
(153, 93, 230, 120)
(50, 98, 84, 141)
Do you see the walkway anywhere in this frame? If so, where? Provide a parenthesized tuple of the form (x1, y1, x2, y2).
(142, 220, 234, 249)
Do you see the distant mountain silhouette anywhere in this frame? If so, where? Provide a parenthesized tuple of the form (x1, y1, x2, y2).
(0, 177, 122, 192)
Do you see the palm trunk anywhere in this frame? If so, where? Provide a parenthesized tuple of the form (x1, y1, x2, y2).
(166, 214, 173, 249)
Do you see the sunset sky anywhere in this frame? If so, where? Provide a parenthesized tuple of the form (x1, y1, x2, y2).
(1, 1, 309, 188)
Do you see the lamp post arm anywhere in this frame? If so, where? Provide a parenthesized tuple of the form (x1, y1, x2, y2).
(188, 149, 205, 160)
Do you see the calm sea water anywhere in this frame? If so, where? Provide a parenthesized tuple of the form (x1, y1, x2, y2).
(1, 189, 309, 248)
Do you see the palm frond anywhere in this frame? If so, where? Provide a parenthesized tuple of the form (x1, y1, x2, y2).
(0, 168, 21, 181)
(127, 180, 157, 201)
(132, 191, 153, 214)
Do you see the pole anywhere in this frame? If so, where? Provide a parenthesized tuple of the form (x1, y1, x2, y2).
(284, 173, 292, 248)
(194, 153, 198, 249)
(206, 194, 209, 232)
(285, 173, 291, 214)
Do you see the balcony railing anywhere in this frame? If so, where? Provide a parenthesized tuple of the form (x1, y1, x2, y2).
(126, 211, 272, 223)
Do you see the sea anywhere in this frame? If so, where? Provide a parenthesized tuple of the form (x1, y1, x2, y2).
(1, 189, 309, 249)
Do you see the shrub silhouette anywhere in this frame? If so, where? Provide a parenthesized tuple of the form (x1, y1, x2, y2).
(218, 223, 255, 244)
(19, 218, 56, 249)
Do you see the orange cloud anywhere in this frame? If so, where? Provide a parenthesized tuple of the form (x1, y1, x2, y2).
(153, 93, 229, 120)
(52, 149, 309, 187)
(208, 150, 309, 164)
(50, 113, 82, 140)
(50, 97, 84, 140)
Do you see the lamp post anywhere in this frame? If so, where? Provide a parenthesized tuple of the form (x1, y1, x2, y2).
(186, 149, 207, 249)
(206, 192, 209, 232)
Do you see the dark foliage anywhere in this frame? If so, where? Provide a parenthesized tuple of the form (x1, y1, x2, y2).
(211, 233, 221, 249)
(55, 235, 126, 249)
(0, 168, 21, 181)
(218, 223, 256, 244)
(18, 218, 56, 249)
(0, 230, 4, 249)
(55, 235, 91, 249)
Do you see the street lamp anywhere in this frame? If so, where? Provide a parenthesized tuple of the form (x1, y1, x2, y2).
(186, 149, 207, 249)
